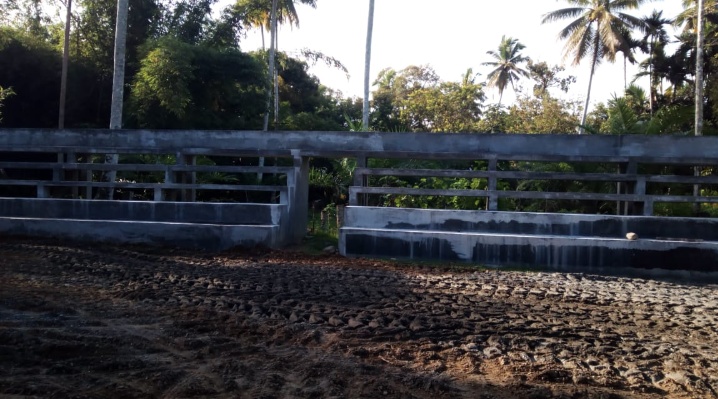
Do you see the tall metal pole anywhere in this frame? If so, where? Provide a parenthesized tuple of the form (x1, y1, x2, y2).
(362, 0, 375, 131)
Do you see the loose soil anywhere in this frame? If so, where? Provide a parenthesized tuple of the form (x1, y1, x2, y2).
(1, 237, 717, 398)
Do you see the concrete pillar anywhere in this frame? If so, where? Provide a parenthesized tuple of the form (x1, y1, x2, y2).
(186, 155, 196, 202)
(84, 154, 93, 200)
(356, 155, 369, 206)
(283, 150, 309, 244)
(487, 158, 498, 211)
(626, 161, 639, 215)
(176, 153, 196, 202)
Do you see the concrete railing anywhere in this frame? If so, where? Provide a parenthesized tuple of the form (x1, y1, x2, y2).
(1, 129, 717, 253)
(0, 130, 315, 248)
(350, 163, 718, 216)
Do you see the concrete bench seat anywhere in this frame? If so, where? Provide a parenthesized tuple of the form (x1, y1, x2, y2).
(339, 207, 718, 281)
(0, 198, 285, 250)
(0, 216, 279, 251)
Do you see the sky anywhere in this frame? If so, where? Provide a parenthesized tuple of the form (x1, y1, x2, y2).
(216, 0, 687, 110)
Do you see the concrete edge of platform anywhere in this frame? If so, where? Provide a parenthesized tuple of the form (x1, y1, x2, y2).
(0, 217, 280, 251)
(339, 227, 718, 282)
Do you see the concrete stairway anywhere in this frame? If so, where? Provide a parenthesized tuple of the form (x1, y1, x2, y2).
(339, 206, 718, 280)
(0, 198, 284, 251)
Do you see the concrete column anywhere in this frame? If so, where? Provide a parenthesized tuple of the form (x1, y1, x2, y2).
(84, 154, 93, 199)
(487, 158, 498, 211)
(176, 153, 196, 202)
(185, 155, 196, 202)
(284, 150, 309, 245)
(635, 177, 652, 216)
(356, 154, 368, 206)
(626, 161, 638, 215)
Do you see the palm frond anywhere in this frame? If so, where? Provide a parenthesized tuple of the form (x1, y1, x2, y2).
(542, 7, 586, 24)
(558, 15, 589, 40)
(609, 0, 642, 11)
(565, 23, 594, 65)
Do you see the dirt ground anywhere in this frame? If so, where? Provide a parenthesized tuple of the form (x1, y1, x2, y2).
(1, 237, 717, 399)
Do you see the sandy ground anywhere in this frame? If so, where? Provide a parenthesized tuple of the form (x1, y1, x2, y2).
(1, 237, 717, 399)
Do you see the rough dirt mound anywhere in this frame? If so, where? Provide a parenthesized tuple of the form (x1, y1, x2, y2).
(1, 237, 717, 398)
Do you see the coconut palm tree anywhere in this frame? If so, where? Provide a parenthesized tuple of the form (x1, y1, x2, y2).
(58, 0, 72, 129)
(362, 0, 375, 130)
(243, 0, 316, 129)
(675, 0, 716, 34)
(100, 0, 129, 200)
(236, 0, 316, 41)
(542, 0, 646, 133)
(695, 0, 705, 139)
(249, 0, 315, 179)
(482, 35, 529, 106)
(235, 0, 270, 48)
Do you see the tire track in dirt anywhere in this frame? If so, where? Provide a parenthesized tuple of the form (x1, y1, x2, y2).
(1, 238, 717, 398)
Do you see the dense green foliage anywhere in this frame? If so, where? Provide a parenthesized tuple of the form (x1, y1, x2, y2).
(1, 0, 717, 216)
(0, 0, 714, 135)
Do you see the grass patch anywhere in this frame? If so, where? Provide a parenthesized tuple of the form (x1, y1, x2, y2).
(299, 231, 338, 255)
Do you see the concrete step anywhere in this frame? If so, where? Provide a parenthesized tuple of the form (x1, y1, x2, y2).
(340, 227, 718, 281)
(345, 206, 718, 242)
(0, 217, 280, 251)
(0, 198, 284, 226)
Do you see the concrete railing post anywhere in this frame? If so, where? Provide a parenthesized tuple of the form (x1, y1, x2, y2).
(356, 155, 368, 206)
(84, 154, 93, 199)
(626, 161, 639, 215)
(176, 153, 196, 202)
(186, 155, 196, 202)
(487, 158, 498, 211)
(284, 150, 309, 245)
(636, 177, 652, 216)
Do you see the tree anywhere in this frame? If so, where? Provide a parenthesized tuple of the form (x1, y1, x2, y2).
(363, 0, 375, 130)
(232, 0, 317, 130)
(641, 10, 672, 114)
(369, 65, 440, 132)
(263, 0, 278, 131)
(615, 25, 641, 90)
(526, 60, 576, 97)
(163, 0, 217, 44)
(696, 0, 705, 137)
(482, 35, 529, 106)
(504, 95, 581, 134)
(0, 86, 15, 124)
(0, 27, 69, 127)
(542, 0, 646, 133)
(234, 0, 270, 47)
(675, 0, 716, 34)
(58, 0, 72, 129)
(401, 69, 484, 132)
(102, 0, 129, 200)
(128, 38, 265, 129)
(598, 93, 694, 135)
